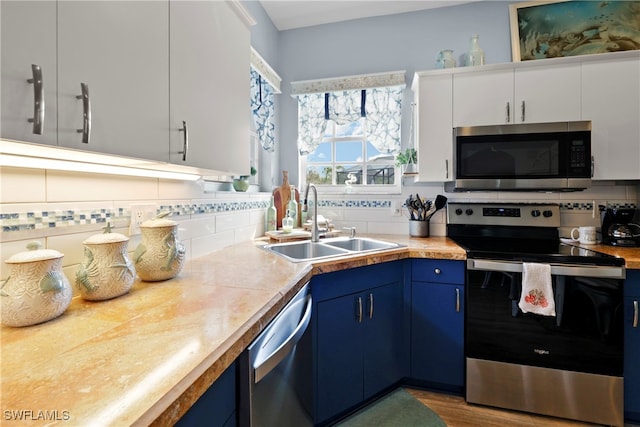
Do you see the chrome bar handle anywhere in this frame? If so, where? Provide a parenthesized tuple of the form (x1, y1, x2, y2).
(76, 83, 91, 143)
(356, 297, 363, 323)
(178, 120, 188, 161)
(521, 100, 526, 122)
(455, 288, 460, 313)
(444, 159, 449, 180)
(27, 64, 44, 134)
(368, 293, 374, 319)
(634, 300, 638, 328)
(505, 102, 510, 123)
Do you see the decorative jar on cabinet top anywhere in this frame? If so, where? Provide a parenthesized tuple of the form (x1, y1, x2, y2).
(436, 50, 456, 68)
(1, 242, 72, 327)
(133, 213, 185, 282)
(76, 227, 135, 300)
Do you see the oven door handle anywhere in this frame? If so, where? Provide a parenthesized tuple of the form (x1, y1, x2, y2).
(467, 259, 625, 279)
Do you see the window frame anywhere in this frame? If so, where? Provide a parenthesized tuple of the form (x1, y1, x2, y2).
(299, 119, 401, 195)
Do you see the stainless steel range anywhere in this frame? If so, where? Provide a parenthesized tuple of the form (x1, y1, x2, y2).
(447, 202, 625, 427)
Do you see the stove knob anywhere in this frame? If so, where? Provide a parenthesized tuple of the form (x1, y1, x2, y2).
(531, 209, 541, 217)
(543, 210, 553, 218)
(465, 208, 474, 216)
(455, 208, 463, 216)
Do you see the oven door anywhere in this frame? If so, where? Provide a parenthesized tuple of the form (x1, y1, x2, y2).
(465, 259, 624, 376)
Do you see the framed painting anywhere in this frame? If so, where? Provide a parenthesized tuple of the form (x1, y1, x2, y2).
(509, 0, 640, 62)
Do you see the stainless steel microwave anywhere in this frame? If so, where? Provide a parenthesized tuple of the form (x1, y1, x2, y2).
(446, 121, 592, 192)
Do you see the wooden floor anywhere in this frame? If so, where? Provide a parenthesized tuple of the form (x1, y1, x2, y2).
(406, 388, 633, 427)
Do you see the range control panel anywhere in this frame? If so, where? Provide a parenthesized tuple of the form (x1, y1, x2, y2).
(447, 203, 560, 227)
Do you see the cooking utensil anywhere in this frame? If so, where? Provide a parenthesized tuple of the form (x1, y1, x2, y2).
(425, 194, 448, 221)
(406, 195, 416, 220)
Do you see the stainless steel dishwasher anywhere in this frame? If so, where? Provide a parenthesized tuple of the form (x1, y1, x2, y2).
(239, 283, 313, 427)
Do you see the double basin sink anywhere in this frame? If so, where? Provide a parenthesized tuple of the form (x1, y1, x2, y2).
(263, 236, 404, 262)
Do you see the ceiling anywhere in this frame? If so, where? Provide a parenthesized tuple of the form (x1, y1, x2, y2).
(259, 0, 478, 31)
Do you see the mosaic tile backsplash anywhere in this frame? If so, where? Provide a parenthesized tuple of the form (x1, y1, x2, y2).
(3, 198, 636, 235)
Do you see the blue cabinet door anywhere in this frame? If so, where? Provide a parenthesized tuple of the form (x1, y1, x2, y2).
(625, 270, 640, 422)
(363, 281, 405, 399)
(176, 361, 236, 427)
(411, 281, 464, 391)
(411, 259, 465, 392)
(316, 290, 364, 422)
(313, 262, 406, 424)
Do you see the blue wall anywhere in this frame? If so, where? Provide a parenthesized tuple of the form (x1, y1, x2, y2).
(246, 1, 514, 187)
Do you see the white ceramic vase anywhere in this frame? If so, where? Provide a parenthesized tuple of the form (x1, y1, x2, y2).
(1, 242, 72, 327)
(134, 214, 185, 282)
(76, 231, 135, 300)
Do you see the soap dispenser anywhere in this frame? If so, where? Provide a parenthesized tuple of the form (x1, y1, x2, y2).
(282, 210, 294, 233)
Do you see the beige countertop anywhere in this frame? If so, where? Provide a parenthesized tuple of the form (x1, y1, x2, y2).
(1, 235, 637, 426)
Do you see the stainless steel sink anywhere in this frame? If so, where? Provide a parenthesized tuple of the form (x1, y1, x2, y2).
(263, 237, 403, 262)
(265, 240, 350, 262)
(322, 237, 400, 252)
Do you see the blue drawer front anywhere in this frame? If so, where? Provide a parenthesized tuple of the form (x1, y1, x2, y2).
(412, 259, 464, 284)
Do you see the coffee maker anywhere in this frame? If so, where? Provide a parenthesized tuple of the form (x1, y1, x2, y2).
(600, 207, 640, 246)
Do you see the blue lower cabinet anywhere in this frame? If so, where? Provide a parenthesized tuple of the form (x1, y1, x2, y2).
(176, 361, 236, 427)
(411, 259, 465, 393)
(625, 270, 640, 423)
(313, 262, 407, 424)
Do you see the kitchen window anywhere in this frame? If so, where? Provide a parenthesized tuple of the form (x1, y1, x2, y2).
(293, 72, 406, 194)
(301, 119, 397, 189)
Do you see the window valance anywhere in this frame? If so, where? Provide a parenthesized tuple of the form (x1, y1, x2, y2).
(290, 70, 405, 95)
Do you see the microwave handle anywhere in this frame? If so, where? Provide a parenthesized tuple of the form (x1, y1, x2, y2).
(591, 156, 594, 178)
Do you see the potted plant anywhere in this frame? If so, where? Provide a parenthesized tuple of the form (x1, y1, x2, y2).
(233, 166, 257, 192)
(395, 147, 417, 175)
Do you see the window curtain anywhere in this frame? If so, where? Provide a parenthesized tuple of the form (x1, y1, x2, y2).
(364, 85, 403, 153)
(297, 93, 327, 155)
(296, 85, 403, 154)
(250, 68, 275, 152)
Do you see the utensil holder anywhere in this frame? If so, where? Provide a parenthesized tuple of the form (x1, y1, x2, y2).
(409, 220, 429, 237)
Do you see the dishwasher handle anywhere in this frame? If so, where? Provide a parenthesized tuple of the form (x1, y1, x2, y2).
(253, 294, 312, 383)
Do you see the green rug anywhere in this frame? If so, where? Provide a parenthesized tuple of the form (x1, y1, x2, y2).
(334, 388, 447, 427)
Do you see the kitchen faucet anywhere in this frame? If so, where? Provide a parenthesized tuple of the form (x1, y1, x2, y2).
(303, 184, 320, 242)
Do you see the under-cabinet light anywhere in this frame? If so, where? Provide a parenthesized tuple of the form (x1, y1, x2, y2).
(0, 139, 202, 181)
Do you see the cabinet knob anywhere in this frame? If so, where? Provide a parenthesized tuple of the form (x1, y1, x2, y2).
(434, 268, 441, 275)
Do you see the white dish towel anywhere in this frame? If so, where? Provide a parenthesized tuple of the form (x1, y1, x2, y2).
(518, 262, 555, 317)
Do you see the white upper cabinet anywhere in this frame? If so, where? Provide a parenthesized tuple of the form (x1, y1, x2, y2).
(453, 62, 581, 127)
(452, 68, 513, 127)
(413, 73, 453, 182)
(1, 1, 57, 145)
(582, 54, 640, 180)
(57, 1, 169, 161)
(169, 1, 252, 175)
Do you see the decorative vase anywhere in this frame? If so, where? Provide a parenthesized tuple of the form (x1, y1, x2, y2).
(233, 178, 250, 192)
(466, 34, 485, 66)
(1, 241, 72, 327)
(76, 230, 135, 300)
(133, 213, 185, 282)
(436, 50, 456, 69)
